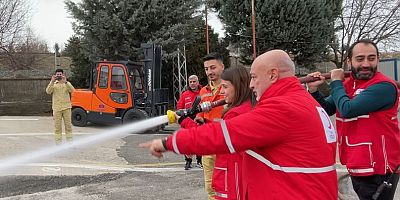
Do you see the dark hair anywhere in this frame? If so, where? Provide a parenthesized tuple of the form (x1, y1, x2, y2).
(203, 52, 223, 63)
(221, 66, 255, 117)
(55, 68, 64, 74)
(347, 39, 379, 59)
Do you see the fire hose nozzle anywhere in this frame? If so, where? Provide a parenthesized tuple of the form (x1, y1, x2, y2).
(167, 110, 177, 124)
(168, 97, 227, 124)
(200, 101, 212, 112)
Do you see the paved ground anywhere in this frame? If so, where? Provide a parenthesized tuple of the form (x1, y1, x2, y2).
(0, 116, 206, 200)
(0, 116, 398, 200)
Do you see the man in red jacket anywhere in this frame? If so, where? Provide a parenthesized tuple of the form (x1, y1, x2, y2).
(141, 50, 338, 200)
(176, 74, 202, 170)
(176, 75, 202, 110)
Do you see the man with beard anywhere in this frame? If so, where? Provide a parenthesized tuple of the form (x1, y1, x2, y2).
(307, 39, 400, 200)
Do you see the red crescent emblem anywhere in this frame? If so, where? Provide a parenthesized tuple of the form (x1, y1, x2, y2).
(322, 110, 332, 129)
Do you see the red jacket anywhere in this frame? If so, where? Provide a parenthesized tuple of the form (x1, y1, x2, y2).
(167, 77, 338, 200)
(336, 72, 400, 176)
(181, 101, 253, 200)
(176, 86, 201, 109)
(213, 100, 252, 200)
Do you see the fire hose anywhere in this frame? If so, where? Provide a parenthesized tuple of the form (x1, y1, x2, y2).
(372, 165, 400, 200)
(169, 70, 400, 123)
(298, 71, 400, 88)
(166, 72, 348, 123)
(297, 71, 351, 83)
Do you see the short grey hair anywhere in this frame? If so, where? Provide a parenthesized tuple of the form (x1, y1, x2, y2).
(188, 75, 198, 81)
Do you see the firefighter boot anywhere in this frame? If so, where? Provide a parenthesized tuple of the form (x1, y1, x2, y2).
(196, 156, 203, 168)
(184, 159, 192, 170)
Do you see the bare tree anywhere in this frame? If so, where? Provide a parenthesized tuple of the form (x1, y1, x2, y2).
(0, 0, 28, 51)
(0, 1, 49, 70)
(6, 27, 50, 69)
(0, 0, 30, 70)
(332, 0, 400, 68)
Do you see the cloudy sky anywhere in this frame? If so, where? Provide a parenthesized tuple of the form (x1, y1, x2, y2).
(28, 0, 224, 51)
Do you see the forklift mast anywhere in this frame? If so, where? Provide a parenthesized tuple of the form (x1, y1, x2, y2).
(141, 43, 168, 117)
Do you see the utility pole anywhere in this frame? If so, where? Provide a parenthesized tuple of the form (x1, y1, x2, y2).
(54, 50, 57, 70)
(251, 0, 256, 60)
(205, 1, 210, 54)
(54, 43, 60, 69)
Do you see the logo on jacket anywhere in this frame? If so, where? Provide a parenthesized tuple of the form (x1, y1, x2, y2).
(316, 107, 337, 143)
(353, 89, 365, 96)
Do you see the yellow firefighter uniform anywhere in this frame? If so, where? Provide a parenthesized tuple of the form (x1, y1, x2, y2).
(46, 80, 74, 144)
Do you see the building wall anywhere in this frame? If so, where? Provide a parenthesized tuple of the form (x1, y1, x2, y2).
(0, 78, 52, 115)
(378, 58, 399, 81)
(0, 54, 72, 79)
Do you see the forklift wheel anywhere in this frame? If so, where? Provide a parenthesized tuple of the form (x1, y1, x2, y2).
(122, 109, 148, 124)
(72, 108, 87, 127)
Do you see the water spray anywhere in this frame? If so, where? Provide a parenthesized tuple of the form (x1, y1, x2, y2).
(0, 96, 227, 172)
(0, 115, 169, 172)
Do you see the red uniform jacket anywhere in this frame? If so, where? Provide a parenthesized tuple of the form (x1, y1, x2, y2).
(180, 100, 253, 200)
(176, 86, 201, 109)
(336, 72, 400, 176)
(167, 77, 338, 200)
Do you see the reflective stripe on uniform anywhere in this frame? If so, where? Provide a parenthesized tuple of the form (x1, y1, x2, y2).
(220, 120, 236, 153)
(235, 162, 240, 200)
(345, 136, 372, 146)
(336, 115, 370, 122)
(201, 93, 214, 98)
(215, 192, 228, 198)
(172, 131, 181, 154)
(213, 118, 222, 122)
(246, 150, 336, 173)
(348, 168, 374, 174)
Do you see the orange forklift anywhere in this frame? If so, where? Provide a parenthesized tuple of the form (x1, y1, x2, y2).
(71, 43, 169, 127)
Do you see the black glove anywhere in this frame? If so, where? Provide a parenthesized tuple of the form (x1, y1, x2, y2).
(195, 118, 205, 125)
(176, 96, 201, 124)
(177, 114, 186, 124)
(177, 108, 196, 124)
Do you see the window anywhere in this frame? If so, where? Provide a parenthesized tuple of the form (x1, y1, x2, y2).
(132, 69, 143, 90)
(111, 66, 127, 90)
(98, 66, 108, 88)
(110, 92, 128, 104)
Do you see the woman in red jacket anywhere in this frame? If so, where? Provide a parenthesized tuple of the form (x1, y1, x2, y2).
(177, 66, 254, 200)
